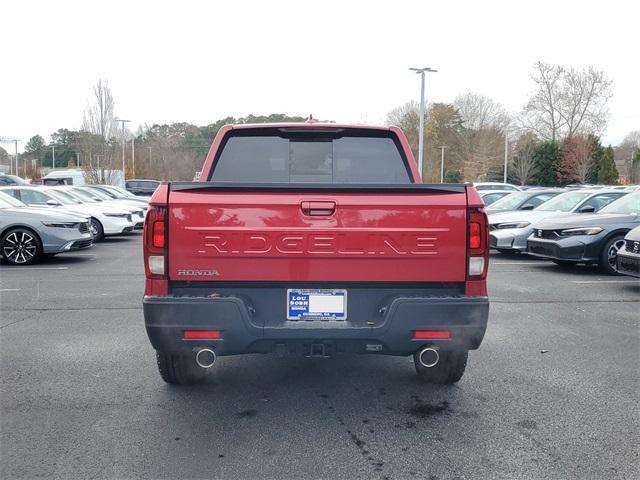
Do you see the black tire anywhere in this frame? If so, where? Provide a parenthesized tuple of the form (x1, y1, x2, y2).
(552, 259, 576, 266)
(413, 348, 468, 384)
(1, 228, 43, 265)
(599, 235, 626, 275)
(496, 249, 515, 255)
(90, 218, 104, 242)
(156, 351, 206, 385)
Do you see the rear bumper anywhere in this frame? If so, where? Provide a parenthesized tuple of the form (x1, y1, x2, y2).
(143, 295, 489, 357)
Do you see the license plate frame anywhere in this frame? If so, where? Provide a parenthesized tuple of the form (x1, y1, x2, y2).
(286, 289, 347, 321)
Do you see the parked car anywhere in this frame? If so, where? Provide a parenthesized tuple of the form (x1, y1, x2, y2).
(142, 122, 490, 385)
(616, 226, 640, 277)
(485, 189, 562, 214)
(125, 179, 160, 196)
(0, 174, 29, 186)
(473, 182, 521, 192)
(76, 186, 148, 220)
(55, 186, 146, 229)
(526, 192, 640, 274)
(0, 191, 92, 265)
(489, 189, 628, 254)
(0, 186, 136, 242)
(480, 190, 513, 206)
(43, 169, 86, 186)
(88, 185, 149, 206)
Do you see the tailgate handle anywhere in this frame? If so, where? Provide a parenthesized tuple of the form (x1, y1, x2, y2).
(301, 201, 336, 216)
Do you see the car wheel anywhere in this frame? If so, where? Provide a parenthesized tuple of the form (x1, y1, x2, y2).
(599, 235, 626, 275)
(1, 228, 43, 266)
(89, 218, 104, 242)
(496, 248, 516, 255)
(552, 259, 576, 267)
(413, 348, 468, 384)
(156, 351, 207, 385)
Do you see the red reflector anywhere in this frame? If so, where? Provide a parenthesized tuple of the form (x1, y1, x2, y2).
(183, 330, 221, 340)
(152, 220, 165, 248)
(469, 222, 481, 249)
(414, 330, 451, 340)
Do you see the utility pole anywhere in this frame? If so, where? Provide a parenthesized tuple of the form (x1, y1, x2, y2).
(439, 145, 448, 183)
(409, 67, 437, 181)
(50, 145, 56, 169)
(115, 118, 130, 179)
(148, 147, 153, 166)
(131, 139, 135, 177)
(503, 128, 509, 183)
(13, 139, 20, 177)
(76, 152, 81, 168)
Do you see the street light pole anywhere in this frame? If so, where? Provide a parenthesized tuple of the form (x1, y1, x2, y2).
(439, 145, 448, 183)
(409, 67, 437, 181)
(50, 145, 56, 169)
(503, 128, 509, 183)
(115, 118, 130, 180)
(131, 138, 135, 177)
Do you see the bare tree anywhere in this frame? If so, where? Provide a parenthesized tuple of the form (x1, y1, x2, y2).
(522, 62, 612, 141)
(82, 79, 115, 143)
(511, 140, 537, 185)
(454, 92, 509, 131)
(386, 101, 420, 158)
(558, 135, 596, 184)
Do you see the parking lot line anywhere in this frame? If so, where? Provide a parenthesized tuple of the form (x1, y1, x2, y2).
(571, 280, 640, 284)
(0, 267, 69, 271)
(0, 289, 21, 292)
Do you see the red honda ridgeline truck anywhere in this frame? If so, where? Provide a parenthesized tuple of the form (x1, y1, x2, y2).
(143, 122, 489, 385)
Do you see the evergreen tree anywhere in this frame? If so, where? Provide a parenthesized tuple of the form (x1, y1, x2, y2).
(532, 141, 561, 186)
(596, 145, 619, 184)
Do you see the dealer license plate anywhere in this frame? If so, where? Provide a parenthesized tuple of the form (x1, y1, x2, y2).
(286, 289, 347, 321)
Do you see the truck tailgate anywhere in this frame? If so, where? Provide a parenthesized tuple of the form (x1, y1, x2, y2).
(167, 188, 467, 283)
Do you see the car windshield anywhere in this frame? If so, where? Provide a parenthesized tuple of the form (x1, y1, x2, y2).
(82, 188, 112, 201)
(69, 188, 100, 203)
(598, 193, 640, 215)
(536, 191, 591, 212)
(0, 191, 26, 208)
(488, 192, 529, 209)
(99, 186, 128, 198)
(47, 189, 83, 205)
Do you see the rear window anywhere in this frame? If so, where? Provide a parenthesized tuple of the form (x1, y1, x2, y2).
(209, 130, 411, 184)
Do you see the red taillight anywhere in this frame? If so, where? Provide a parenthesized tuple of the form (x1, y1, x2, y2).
(469, 221, 481, 249)
(414, 330, 451, 340)
(152, 220, 165, 248)
(144, 205, 167, 281)
(183, 330, 221, 340)
(467, 208, 489, 281)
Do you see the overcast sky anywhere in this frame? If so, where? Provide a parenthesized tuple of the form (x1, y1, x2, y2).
(1, 0, 637, 152)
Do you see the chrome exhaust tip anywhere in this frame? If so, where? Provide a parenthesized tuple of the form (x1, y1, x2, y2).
(418, 347, 439, 368)
(195, 348, 217, 369)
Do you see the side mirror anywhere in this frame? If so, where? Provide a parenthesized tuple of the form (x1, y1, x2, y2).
(578, 205, 596, 213)
(520, 204, 535, 210)
(46, 199, 61, 206)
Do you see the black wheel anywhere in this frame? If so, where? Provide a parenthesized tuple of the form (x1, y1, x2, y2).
(89, 218, 104, 242)
(600, 235, 626, 275)
(552, 259, 576, 266)
(1, 228, 43, 265)
(413, 348, 468, 384)
(156, 351, 206, 385)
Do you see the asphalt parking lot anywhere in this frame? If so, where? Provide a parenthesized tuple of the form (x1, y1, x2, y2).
(1, 233, 638, 480)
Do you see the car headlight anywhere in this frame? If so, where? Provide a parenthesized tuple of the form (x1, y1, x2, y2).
(558, 227, 603, 236)
(42, 222, 78, 228)
(103, 213, 129, 218)
(494, 222, 531, 229)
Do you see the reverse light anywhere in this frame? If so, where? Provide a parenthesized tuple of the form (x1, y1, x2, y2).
(468, 257, 485, 276)
(183, 330, 221, 340)
(495, 222, 531, 229)
(414, 330, 451, 340)
(558, 227, 603, 236)
(148, 255, 165, 275)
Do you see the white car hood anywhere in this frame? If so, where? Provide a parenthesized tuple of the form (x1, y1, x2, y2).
(489, 209, 576, 226)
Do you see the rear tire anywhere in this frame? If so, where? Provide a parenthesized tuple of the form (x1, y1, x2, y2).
(599, 235, 625, 275)
(1, 228, 43, 265)
(156, 351, 207, 385)
(414, 348, 468, 384)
